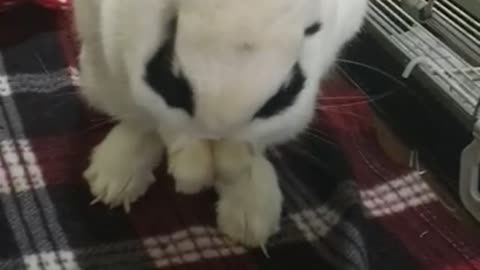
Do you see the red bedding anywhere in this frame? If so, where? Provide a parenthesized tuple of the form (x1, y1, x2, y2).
(1, 5, 480, 270)
(0, 0, 70, 11)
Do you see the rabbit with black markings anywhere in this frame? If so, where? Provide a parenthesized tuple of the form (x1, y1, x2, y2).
(73, 0, 368, 247)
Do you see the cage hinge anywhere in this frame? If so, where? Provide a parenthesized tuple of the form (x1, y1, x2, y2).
(460, 120, 480, 221)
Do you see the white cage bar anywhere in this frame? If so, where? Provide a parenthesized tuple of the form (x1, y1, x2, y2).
(366, 0, 480, 221)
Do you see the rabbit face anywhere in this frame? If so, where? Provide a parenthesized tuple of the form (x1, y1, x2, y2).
(76, 0, 368, 146)
(143, 3, 312, 144)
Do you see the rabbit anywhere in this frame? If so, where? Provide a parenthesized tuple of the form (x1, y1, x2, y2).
(73, 0, 368, 247)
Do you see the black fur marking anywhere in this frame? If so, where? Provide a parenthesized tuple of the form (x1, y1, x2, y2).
(305, 22, 322, 36)
(254, 63, 306, 119)
(144, 21, 194, 116)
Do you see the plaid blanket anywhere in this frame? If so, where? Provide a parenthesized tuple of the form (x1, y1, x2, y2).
(1, 7, 480, 270)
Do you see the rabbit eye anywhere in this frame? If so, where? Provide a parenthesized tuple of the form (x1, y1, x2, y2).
(254, 63, 306, 119)
(305, 22, 322, 36)
(144, 20, 194, 116)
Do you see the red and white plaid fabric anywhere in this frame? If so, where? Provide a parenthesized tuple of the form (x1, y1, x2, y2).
(1, 5, 480, 270)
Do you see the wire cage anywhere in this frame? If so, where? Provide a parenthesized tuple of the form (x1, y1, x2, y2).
(365, 0, 480, 221)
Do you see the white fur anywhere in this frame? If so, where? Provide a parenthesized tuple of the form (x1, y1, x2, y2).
(215, 147, 282, 247)
(168, 138, 214, 194)
(84, 123, 164, 212)
(74, 0, 367, 246)
(213, 141, 282, 247)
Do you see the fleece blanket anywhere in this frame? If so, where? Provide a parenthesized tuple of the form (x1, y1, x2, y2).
(1, 6, 480, 270)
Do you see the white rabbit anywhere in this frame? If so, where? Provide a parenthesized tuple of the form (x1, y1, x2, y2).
(73, 0, 368, 247)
